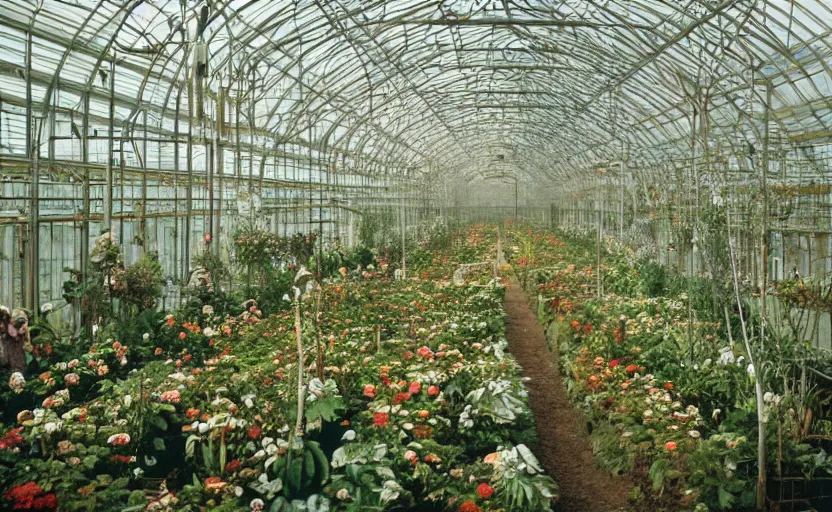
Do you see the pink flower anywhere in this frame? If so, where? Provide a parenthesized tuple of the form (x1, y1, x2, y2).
(161, 390, 181, 403)
(363, 385, 375, 398)
(107, 433, 131, 446)
(416, 346, 434, 359)
(408, 381, 421, 394)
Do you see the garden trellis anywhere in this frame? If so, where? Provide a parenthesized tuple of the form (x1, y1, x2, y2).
(3, 1, 832, 511)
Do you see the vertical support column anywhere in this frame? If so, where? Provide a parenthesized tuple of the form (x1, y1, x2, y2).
(24, 30, 39, 312)
(104, 54, 115, 233)
(141, 111, 148, 256)
(620, 142, 627, 238)
(118, 126, 126, 248)
(216, 85, 225, 254)
(400, 176, 406, 280)
(80, 92, 90, 278)
(185, 74, 194, 281)
(173, 87, 181, 284)
(596, 176, 603, 299)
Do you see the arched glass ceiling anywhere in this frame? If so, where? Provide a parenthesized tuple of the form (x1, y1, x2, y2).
(1, 0, 831, 181)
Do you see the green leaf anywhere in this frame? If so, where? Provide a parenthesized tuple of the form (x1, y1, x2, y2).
(150, 415, 168, 431)
(307, 441, 329, 485)
(153, 437, 166, 451)
(219, 440, 227, 472)
(185, 435, 199, 459)
(82, 455, 98, 470)
(128, 490, 145, 506)
(649, 459, 669, 491)
(303, 450, 316, 483)
(718, 487, 735, 509)
(287, 458, 303, 495)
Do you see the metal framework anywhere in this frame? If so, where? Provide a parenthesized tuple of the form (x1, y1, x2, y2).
(1, 0, 832, 311)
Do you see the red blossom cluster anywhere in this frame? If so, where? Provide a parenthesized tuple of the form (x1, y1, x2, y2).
(0, 427, 25, 451)
(373, 412, 389, 427)
(4, 482, 57, 510)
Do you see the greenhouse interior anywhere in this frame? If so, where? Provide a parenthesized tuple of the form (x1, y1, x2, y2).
(4, 0, 832, 511)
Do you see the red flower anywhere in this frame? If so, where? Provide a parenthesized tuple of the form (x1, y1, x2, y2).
(393, 392, 411, 405)
(225, 459, 242, 472)
(373, 412, 389, 427)
(408, 381, 421, 394)
(248, 425, 262, 439)
(427, 385, 440, 396)
(570, 320, 581, 331)
(625, 364, 639, 374)
(664, 382, 674, 390)
(404, 351, 414, 359)
(179, 332, 187, 340)
(4, 482, 54, 510)
(110, 455, 134, 463)
(458, 501, 482, 512)
(32, 493, 57, 510)
(609, 359, 620, 369)
(476, 483, 495, 499)
(0, 427, 25, 451)
(665, 441, 678, 451)
(416, 346, 434, 359)
(582, 323, 593, 335)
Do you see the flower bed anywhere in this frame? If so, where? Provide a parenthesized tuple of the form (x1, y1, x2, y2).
(510, 225, 832, 511)
(0, 226, 556, 512)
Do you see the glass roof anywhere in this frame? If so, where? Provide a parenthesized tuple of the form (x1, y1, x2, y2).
(2, 0, 831, 181)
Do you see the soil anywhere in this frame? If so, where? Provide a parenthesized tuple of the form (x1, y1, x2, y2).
(503, 277, 633, 512)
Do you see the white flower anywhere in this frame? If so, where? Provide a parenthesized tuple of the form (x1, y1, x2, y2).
(202, 305, 215, 316)
(336, 488, 350, 500)
(8, 372, 26, 393)
(203, 327, 216, 338)
(712, 409, 721, 420)
(142, 333, 150, 341)
(41, 303, 53, 314)
(341, 430, 356, 441)
(747, 363, 755, 377)
(123, 395, 133, 407)
(44, 422, 60, 434)
(688, 430, 701, 439)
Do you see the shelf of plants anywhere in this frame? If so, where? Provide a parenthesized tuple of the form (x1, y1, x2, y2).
(0, 226, 556, 512)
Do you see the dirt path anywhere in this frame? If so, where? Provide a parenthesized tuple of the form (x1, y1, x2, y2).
(504, 277, 632, 512)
